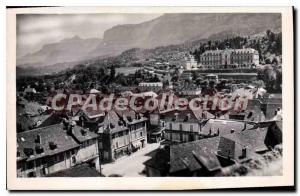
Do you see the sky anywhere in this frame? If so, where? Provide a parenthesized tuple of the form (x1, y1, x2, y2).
(16, 14, 162, 58)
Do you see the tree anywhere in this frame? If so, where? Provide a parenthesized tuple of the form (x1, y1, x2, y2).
(110, 66, 116, 81)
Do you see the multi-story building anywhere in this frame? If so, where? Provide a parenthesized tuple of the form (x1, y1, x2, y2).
(138, 82, 163, 92)
(97, 109, 147, 162)
(184, 54, 198, 70)
(17, 123, 100, 177)
(161, 109, 203, 143)
(199, 48, 259, 69)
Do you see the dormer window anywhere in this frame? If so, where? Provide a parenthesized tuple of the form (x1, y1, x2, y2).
(49, 142, 57, 150)
(81, 129, 87, 136)
(35, 135, 42, 144)
(127, 116, 132, 122)
(109, 123, 115, 129)
(35, 146, 44, 154)
(24, 148, 34, 157)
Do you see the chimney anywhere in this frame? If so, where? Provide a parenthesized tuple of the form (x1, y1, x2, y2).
(187, 113, 191, 120)
(62, 118, 69, 129)
(175, 113, 179, 121)
(240, 146, 247, 159)
(67, 123, 75, 136)
(35, 134, 41, 144)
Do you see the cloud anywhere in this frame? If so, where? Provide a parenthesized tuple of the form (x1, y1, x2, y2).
(17, 14, 162, 57)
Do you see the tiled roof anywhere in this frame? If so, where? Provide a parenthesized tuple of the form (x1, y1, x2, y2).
(97, 110, 129, 134)
(143, 148, 170, 171)
(17, 124, 79, 161)
(169, 137, 221, 173)
(200, 119, 255, 136)
(161, 109, 200, 123)
(72, 125, 99, 143)
(47, 163, 104, 177)
(223, 128, 268, 153)
(170, 126, 267, 174)
(81, 107, 106, 119)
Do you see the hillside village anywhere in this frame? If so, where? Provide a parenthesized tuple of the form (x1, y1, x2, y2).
(16, 25, 283, 178)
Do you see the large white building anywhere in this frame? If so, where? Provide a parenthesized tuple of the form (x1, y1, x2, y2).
(199, 48, 259, 69)
(184, 54, 198, 70)
(184, 48, 259, 70)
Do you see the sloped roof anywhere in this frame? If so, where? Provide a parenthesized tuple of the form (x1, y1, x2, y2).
(17, 124, 79, 161)
(161, 108, 200, 123)
(200, 119, 255, 136)
(47, 163, 104, 177)
(97, 110, 128, 134)
(72, 125, 99, 143)
(144, 148, 170, 171)
(169, 137, 221, 173)
(222, 128, 268, 153)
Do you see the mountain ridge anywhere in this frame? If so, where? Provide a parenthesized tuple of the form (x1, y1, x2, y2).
(17, 13, 281, 68)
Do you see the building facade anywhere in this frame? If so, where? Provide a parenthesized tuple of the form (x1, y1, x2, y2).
(17, 123, 101, 177)
(199, 48, 259, 69)
(97, 110, 148, 162)
(138, 82, 163, 92)
(160, 109, 203, 143)
(184, 54, 198, 70)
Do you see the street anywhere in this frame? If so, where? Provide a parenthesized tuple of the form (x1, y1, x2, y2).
(101, 142, 160, 177)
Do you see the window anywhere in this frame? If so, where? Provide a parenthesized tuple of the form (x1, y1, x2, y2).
(179, 124, 183, 131)
(59, 153, 64, 161)
(140, 132, 143, 137)
(72, 156, 76, 164)
(190, 125, 193, 132)
(116, 142, 119, 148)
(27, 161, 34, 169)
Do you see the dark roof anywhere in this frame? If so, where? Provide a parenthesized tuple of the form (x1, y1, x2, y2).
(81, 107, 105, 119)
(143, 148, 170, 171)
(265, 102, 282, 119)
(47, 164, 104, 177)
(114, 108, 147, 124)
(161, 109, 200, 123)
(72, 125, 99, 143)
(170, 127, 268, 173)
(170, 137, 221, 173)
(17, 124, 79, 161)
(97, 110, 128, 134)
(200, 119, 255, 136)
(222, 128, 268, 154)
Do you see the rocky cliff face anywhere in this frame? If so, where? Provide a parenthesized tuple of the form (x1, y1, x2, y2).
(18, 13, 281, 67)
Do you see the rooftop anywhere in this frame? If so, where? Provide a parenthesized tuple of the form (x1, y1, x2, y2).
(17, 124, 79, 161)
(47, 163, 104, 177)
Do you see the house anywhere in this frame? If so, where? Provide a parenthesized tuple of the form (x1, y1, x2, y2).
(138, 82, 163, 92)
(17, 123, 101, 177)
(24, 86, 37, 95)
(199, 48, 259, 69)
(145, 127, 269, 177)
(63, 120, 101, 171)
(184, 54, 198, 70)
(97, 110, 129, 162)
(115, 108, 148, 149)
(160, 109, 203, 143)
(144, 147, 170, 176)
(264, 94, 282, 120)
(97, 109, 147, 162)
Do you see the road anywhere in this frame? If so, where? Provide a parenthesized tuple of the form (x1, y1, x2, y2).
(101, 142, 160, 177)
